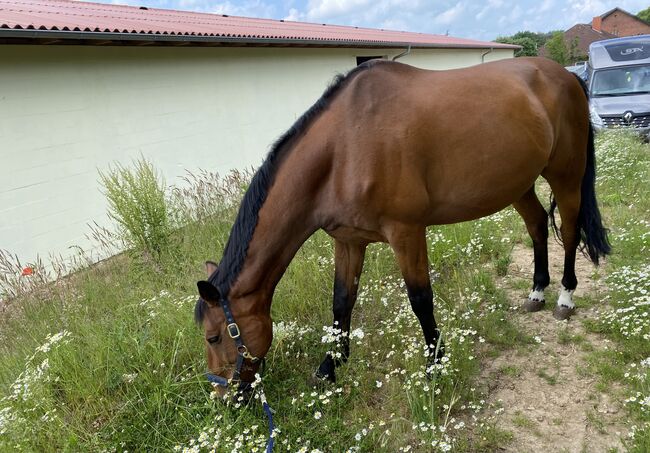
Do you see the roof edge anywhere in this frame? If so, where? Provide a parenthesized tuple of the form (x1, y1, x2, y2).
(0, 29, 519, 50)
(599, 7, 650, 26)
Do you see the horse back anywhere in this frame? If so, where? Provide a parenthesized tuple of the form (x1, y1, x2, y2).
(287, 58, 588, 236)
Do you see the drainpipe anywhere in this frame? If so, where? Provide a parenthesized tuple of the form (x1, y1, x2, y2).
(393, 44, 411, 61)
(481, 47, 493, 63)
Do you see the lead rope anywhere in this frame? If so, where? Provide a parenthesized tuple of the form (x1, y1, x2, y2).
(258, 388, 275, 453)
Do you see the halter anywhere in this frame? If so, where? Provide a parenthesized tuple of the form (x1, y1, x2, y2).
(203, 295, 275, 452)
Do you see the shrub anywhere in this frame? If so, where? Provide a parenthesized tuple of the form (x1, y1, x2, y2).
(99, 158, 172, 263)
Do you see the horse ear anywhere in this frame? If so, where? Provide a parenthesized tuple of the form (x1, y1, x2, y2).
(197, 280, 220, 306)
(205, 260, 218, 277)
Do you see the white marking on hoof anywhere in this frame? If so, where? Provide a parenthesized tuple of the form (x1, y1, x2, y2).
(528, 289, 545, 302)
(557, 286, 575, 309)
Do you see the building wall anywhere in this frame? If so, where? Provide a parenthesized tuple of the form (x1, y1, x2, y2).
(0, 45, 513, 267)
(601, 11, 650, 36)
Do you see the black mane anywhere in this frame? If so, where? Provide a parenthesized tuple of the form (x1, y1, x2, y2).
(195, 61, 379, 323)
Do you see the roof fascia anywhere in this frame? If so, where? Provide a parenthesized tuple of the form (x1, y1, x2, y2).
(0, 28, 519, 49)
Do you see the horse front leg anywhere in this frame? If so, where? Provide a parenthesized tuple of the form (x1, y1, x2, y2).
(388, 225, 444, 373)
(315, 239, 366, 383)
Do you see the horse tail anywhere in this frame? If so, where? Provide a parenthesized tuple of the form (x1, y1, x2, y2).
(577, 122, 611, 264)
(549, 74, 611, 265)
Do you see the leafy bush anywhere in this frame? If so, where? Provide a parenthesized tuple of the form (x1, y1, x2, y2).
(99, 158, 172, 263)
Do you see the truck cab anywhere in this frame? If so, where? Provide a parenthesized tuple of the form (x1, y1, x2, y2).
(587, 35, 650, 140)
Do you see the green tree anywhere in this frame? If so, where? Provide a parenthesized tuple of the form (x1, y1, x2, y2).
(638, 7, 650, 23)
(494, 30, 562, 57)
(514, 37, 538, 57)
(545, 31, 569, 66)
(567, 36, 588, 63)
(511, 30, 553, 49)
(495, 36, 538, 57)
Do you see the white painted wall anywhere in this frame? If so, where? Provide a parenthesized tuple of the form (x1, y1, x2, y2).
(0, 45, 513, 267)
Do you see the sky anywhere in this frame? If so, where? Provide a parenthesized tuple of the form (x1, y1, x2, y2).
(104, 0, 650, 42)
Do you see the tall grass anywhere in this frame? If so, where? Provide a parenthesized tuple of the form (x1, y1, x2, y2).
(99, 158, 172, 264)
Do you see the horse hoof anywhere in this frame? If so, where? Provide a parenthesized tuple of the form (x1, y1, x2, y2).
(553, 305, 576, 320)
(523, 298, 545, 312)
(310, 370, 335, 387)
(425, 339, 446, 380)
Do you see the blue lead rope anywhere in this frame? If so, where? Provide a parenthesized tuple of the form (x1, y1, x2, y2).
(259, 390, 275, 453)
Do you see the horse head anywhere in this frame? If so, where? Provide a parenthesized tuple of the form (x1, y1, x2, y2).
(196, 261, 273, 396)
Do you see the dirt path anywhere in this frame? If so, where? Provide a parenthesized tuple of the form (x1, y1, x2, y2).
(480, 240, 627, 453)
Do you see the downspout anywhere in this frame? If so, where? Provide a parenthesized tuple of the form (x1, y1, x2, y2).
(481, 47, 493, 63)
(393, 44, 411, 61)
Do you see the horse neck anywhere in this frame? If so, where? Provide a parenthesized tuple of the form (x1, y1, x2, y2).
(227, 163, 321, 306)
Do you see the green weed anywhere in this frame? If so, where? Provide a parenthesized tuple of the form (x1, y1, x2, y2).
(99, 157, 172, 264)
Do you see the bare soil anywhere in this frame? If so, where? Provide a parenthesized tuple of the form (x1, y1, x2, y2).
(480, 240, 627, 453)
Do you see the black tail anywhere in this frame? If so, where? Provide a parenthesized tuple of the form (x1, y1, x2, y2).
(549, 74, 611, 265)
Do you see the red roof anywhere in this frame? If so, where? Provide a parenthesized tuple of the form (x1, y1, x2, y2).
(0, 0, 517, 48)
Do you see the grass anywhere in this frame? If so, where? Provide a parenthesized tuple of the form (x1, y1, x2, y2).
(536, 366, 559, 386)
(582, 131, 650, 450)
(498, 365, 521, 378)
(465, 424, 513, 452)
(0, 168, 525, 452)
(0, 130, 648, 452)
(586, 410, 607, 435)
(511, 411, 535, 430)
(557, 328, 586, 346)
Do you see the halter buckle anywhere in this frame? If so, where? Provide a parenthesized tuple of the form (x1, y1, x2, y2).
(227, 322, 241, 339)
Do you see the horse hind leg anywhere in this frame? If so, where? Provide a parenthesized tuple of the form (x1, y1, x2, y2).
(513, 187, 551, 312)
(315, 239, 366, 383)
(387, 225, 444, 374)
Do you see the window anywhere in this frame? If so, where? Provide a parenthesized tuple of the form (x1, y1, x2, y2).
(591, 64, 650, 96)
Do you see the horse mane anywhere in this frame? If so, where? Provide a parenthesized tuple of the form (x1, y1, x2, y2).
(195, 60, 380, 323)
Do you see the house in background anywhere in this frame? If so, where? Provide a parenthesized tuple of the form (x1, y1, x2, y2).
(593, 7, 650, 37)
(540, 7, 650, 62)
(0, 0, 517, 274)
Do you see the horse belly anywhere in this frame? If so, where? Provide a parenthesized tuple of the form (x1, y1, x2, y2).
(425, 146, 548, 225)
(420, 97, 553, 223)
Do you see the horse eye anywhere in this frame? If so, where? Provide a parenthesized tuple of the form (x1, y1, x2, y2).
(207, 335, 221, 345)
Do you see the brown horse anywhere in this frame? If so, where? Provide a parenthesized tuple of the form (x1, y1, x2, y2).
(195, 57, 610, 388)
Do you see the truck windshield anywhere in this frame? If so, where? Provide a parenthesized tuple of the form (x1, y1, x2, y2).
(591, 64, 650, 96)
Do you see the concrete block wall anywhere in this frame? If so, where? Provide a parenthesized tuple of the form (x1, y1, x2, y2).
(0, 45, 513, 269)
